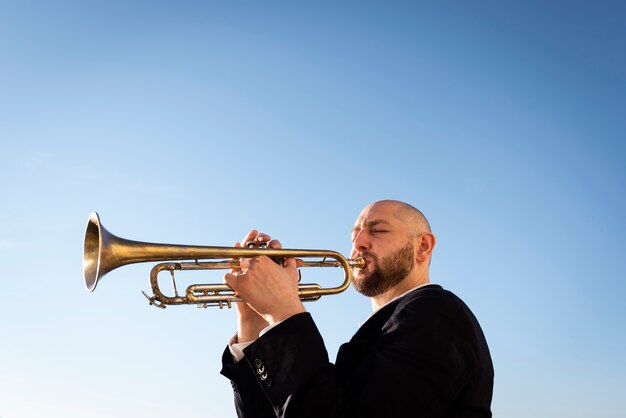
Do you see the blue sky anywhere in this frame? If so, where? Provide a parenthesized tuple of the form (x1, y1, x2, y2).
(1, 1, 625, 417)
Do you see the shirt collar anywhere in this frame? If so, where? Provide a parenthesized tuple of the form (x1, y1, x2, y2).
(372, 282, 434, 314)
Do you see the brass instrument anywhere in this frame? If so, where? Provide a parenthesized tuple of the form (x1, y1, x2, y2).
(83, 212, 365, 309)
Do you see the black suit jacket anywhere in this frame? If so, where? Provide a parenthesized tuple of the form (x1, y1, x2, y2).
(221, 284, 494, 417)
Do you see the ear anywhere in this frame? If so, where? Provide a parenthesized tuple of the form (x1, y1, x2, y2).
(415, 232, 436, 263)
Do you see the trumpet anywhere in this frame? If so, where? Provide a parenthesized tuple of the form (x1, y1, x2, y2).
(83, 212, 366, 309)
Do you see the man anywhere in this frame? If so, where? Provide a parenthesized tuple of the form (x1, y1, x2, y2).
(221, 200, 494, 417)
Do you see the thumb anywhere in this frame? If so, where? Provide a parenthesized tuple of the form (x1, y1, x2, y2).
(224, 272, 238, 291)
(284, 257, 299, 272)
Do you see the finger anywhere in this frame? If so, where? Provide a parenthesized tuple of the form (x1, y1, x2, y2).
(268, 239, 282, 249)
(247, 232, 271, 248)
(239, 258, 252, 270)
(243, 231, 273, 249)
(256, 232, 272, 243)
(284, 257, 298, 270)
(241, 229, 259, 246)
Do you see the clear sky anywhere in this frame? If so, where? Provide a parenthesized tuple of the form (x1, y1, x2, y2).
(1, 1, 625, 417)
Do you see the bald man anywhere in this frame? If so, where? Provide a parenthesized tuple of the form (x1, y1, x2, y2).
(221, 200, 494, 417)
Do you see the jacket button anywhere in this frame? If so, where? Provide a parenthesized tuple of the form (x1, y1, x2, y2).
(254, 358, 263, 368)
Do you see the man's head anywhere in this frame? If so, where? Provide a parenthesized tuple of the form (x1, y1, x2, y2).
(350, 200, 435, 301)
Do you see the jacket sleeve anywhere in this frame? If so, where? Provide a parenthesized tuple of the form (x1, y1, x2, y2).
(220, 343, 276, 418)
(221, 312, 331, 417)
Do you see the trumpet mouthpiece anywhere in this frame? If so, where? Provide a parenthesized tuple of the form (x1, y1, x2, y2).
(352, 257, 366, 269)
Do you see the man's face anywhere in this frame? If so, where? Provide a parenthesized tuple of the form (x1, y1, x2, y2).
(350, 202, 416, 297)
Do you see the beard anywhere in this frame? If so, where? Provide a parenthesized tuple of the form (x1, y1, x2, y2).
(352, 240, 415, 297)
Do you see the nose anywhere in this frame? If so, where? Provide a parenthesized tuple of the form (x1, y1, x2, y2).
(351, 230, 370, 255)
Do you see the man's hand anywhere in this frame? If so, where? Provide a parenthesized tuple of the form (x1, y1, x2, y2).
(224, 229, 305, 331)
(224, 230, 305, 343)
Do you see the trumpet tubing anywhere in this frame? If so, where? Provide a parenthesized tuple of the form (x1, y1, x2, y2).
(82, 212, 365, 309)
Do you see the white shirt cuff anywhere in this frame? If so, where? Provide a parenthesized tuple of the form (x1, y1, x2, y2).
(227, 320, 285, 363)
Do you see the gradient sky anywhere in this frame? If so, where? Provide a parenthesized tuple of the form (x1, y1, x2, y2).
(1, 1, 625, 417)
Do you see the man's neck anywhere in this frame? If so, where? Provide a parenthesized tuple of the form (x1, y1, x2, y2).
(370, 274, 430, 311)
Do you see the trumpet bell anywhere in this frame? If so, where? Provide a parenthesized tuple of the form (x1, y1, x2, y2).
(83, 212, 107, 292)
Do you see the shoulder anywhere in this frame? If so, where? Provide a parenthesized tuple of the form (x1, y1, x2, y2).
(385, 285, 485, 343)
(397, 284, 473, 317)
